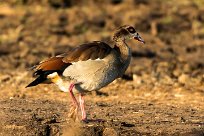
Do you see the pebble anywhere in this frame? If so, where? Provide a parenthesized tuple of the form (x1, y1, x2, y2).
(178, 74, 190, 84)
(133, 74, 143, 85)
(173, 69, 182, 77)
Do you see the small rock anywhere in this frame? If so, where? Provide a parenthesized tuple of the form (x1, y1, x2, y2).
(133, 74, 142, 85)
(178, 74, 190, 84)
(173, 69, 182, 77)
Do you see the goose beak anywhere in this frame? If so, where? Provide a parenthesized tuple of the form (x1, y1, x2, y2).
(134, 33, 145, 44)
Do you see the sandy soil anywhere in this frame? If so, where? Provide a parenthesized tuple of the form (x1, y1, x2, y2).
(0, 0, 203, 135)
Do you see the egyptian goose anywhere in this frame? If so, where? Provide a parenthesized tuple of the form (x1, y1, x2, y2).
(26, 25, 145, 122)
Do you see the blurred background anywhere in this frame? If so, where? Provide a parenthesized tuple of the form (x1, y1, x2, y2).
(0, 0, 203, 135)
(0, 0, 203, 81)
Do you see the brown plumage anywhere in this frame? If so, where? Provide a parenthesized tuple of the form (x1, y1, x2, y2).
(27, 25, 145, 122)
(62, 41, 112, 63)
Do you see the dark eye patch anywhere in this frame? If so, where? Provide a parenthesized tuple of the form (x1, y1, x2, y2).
(127, 27, 136, 34)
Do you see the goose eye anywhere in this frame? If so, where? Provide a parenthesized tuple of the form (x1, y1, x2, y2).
(127, 27, 136, 34)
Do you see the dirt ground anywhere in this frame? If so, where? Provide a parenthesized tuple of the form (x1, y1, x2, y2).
(0, 0, 204, 135)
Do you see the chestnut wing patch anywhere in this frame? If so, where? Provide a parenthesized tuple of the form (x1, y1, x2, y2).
(34, 56, 69, 71)
(62, 41, 112, 63)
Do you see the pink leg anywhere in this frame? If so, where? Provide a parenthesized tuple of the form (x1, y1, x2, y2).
(69, 83, 79, 108)
(79, 94, 87, 121)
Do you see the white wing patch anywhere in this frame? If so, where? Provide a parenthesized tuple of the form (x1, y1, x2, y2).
(71, 58, 102, 65)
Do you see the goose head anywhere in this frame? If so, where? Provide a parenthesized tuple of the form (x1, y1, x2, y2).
(113, 25, 145, 44)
